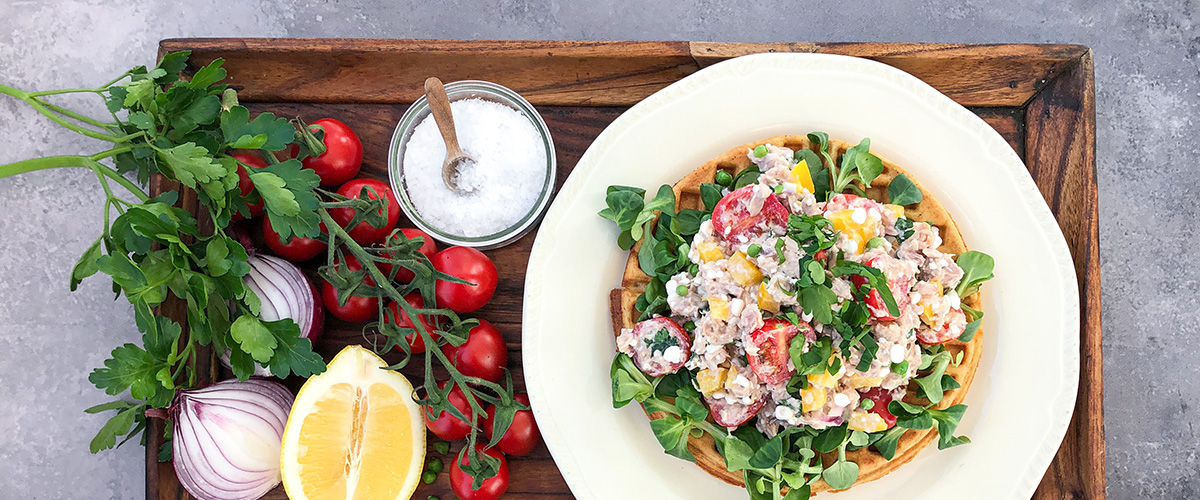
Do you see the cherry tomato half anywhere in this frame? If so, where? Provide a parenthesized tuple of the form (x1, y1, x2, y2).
(860, 386, 898, 429)
(705, 393, 766, 428)
(432, 247, 498, 313)
(263, 217, 327, 262)
(626, 317, 690, 377)
(424, 382, 474, 441)
(746, 318, 811, 385)
(230, 153, 266, 219)
(711, 184, 789, 241)
(443, 319, 508, 383)
(450, 446, 509, 500)
(386, 293, 441, 354)
(380, 228, 438, 282)
(329, 178, 400, 246)
(851, 255, 912, 322)
(302, 118, 363, 186)
(483, 393, 541, 456)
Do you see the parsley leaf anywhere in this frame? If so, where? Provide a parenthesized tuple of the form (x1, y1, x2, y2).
(220, 106, 296, 151)
(253, 159, 323, 240)
(230, 315, 278, 363)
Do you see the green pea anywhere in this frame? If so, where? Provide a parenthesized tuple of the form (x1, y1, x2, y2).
(747, 243, 761, 258)
(422, 471, 437, 484)
(715, 170, 733, 186)
(676, 285, 689, 296)
(860, 399, 874, 410)
(866, 237, 887, 249)
(773, 184, 785, 194)
(432, 441, 450, 454)
(753, 145, 769, 158)
(891, 360, 909, 375)
(428, 457, 444, 473)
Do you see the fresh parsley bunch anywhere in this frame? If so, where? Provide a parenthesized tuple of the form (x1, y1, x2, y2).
(0, 51, 326, 454)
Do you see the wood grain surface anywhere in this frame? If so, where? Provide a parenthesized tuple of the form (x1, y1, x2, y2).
(149, 39, 1101, 500)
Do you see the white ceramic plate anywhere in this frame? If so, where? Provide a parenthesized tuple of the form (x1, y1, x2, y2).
(522, 53, 1079, 499)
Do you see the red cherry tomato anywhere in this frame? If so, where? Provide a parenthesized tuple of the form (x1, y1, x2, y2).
(381, 228, 438, 282)
(851, 256, 912, 322)
(230, 153, 266, 219)
(483, 393, 541, 456)
(320, 254, 378, 323)
(424, 382, 474, 441)
(860, 387, 898, 429)
(443, 319, 508, 383)
(625, 317, 691, 377)
(746, 318, 812, 385)
(386, 293, 440, 354)
(711, 185, 789, 241)
(263, 217, 327, 262)
(432, 247, 498, 313)
(301, 118, 363, 186)
(329, 178, 400, 245)
(705, 393, 766, 428)
(450, 446, 509, 500)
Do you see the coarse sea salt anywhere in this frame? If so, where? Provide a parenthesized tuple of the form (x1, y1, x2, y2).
(402, 98, 547, 237)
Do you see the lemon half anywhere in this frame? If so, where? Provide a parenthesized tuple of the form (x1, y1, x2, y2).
(281, 345, 425, 500)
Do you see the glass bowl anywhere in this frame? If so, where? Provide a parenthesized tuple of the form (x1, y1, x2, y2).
(387, 80, 556, 249)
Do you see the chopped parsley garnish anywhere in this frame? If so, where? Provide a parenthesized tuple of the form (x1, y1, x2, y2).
(644, 328, 678, 354)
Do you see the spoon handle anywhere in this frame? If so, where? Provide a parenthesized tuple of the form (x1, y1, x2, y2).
(424, 77, 464, 157)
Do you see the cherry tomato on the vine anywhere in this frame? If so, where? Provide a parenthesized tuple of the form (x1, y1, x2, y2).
(329, 178, 399, 246)
(483, 393, 540, 456)
(320, 253, 379, 323)
(230, 153, 266, 219)
(424, 382, 474, 441)
(301, 118, 362, 186)
(263, 217, 327, 262)
(450, 446, 509, 500)
(443, 319, 508, 384)
(432, 246, 498, 313)
(386, 292, 440, 354)
(381, 228, 438, 282)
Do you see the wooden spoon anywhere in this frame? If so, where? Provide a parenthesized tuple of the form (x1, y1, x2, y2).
(424, 77, 476, 194)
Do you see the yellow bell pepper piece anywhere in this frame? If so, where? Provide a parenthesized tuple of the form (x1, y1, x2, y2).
(848, 411, 888, 432)
(807, 372, 836, 388)
(705, 297, 731, 322)
(727, 251, 763, 286)
(792, 159, 816, 194)
(826, 209, 879, 254)
(696, 367, 727, 396)
(848, 375, 884, 390)
(884, 204, 906, 219)
(800, 386, 827, 413)
(757, 283, 781, 314)
(696, 241, 724, 263)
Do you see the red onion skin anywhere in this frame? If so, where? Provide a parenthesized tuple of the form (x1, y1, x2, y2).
(171, 379, 293, 500)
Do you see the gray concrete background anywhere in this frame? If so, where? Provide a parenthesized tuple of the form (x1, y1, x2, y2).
(0, 0, 1194, 498)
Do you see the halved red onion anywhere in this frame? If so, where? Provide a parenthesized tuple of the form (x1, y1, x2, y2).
(171, 379, 294, 500)
(221, 254, 324, 376)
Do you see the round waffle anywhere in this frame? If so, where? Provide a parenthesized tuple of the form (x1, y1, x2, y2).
(607, 135, 983, 493)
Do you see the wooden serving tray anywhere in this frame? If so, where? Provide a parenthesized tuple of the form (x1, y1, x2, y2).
(147, 39, 1102, 500)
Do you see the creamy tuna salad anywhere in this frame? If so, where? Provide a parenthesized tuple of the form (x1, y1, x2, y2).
(603, 134, 996, 498)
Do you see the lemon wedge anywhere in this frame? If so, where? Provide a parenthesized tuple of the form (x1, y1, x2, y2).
(281, 345, 425, 500)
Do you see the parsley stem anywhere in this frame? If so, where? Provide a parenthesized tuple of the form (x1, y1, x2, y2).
(0, 155, 146, 202)
(37, 99, 116, 129)
(99, 69, 133, 89)
(26, 87, 104, 97)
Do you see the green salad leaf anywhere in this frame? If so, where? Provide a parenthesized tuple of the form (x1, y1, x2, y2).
(887, 173, 923, 206)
